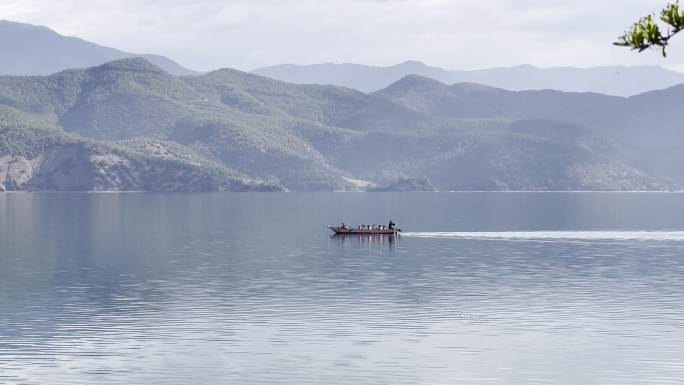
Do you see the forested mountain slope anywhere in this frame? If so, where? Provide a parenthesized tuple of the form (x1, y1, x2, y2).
(0, 58, 680, 191)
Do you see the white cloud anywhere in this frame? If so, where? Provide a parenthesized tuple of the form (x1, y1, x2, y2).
(0, 0, 680, 71)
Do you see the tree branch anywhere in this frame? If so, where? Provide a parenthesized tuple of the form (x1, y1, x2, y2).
(615, 1, 684, 57)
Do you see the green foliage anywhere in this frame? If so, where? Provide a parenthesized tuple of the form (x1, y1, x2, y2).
(615, 1, 684, 56)
(0, 106, 72, 158)
(661, 1, 684, 29)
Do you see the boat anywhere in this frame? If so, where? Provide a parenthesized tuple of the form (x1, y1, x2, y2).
(328, 221, 401, 235)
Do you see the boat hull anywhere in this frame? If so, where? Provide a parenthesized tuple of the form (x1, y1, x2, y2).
(328, 226, 401, 235)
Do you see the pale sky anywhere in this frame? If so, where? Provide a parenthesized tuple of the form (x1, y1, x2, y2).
(3, 0, 684, 72)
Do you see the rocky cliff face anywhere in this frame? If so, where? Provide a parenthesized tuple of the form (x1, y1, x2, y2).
(0, 155, 39, 191)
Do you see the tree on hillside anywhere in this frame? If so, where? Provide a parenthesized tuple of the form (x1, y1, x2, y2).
(615, 1, 684, 56)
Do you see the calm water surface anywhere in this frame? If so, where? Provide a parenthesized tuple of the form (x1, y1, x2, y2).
(1, 192, 684, 384)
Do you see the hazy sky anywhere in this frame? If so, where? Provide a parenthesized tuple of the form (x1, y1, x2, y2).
(3, 0, 684, 71)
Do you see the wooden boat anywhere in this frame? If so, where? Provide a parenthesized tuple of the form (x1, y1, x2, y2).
(328, 225, 401, 235)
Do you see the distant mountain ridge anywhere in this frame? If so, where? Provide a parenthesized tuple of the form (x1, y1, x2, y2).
(0, 20, 196, 76)
(253, 61, 684, 96)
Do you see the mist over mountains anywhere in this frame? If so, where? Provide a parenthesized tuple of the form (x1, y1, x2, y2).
(4, 19, 683, 97)
(253, 61, 684, 97)
(0, 20, 195, 76)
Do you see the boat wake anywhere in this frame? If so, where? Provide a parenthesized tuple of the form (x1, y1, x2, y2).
(401, 231, 684, 242)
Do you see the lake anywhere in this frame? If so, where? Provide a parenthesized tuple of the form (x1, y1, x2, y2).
(1, 192, 684, 384)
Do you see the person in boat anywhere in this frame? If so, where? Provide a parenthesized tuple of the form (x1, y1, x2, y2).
(341, 221, 346, 229)
(388, 220, 395, 230)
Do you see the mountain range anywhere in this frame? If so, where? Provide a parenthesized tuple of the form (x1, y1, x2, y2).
(2, 57, 684, 192)
(0, 20, 195, 76)
(253, 61, 684, 97)
(3, 19, 684, 97)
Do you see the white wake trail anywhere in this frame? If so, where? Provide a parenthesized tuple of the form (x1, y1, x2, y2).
(401, 231, 684, 242)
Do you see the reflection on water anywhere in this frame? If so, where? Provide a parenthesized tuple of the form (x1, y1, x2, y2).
(329, 233, 398, 251)
(1, 192, 684, 384)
